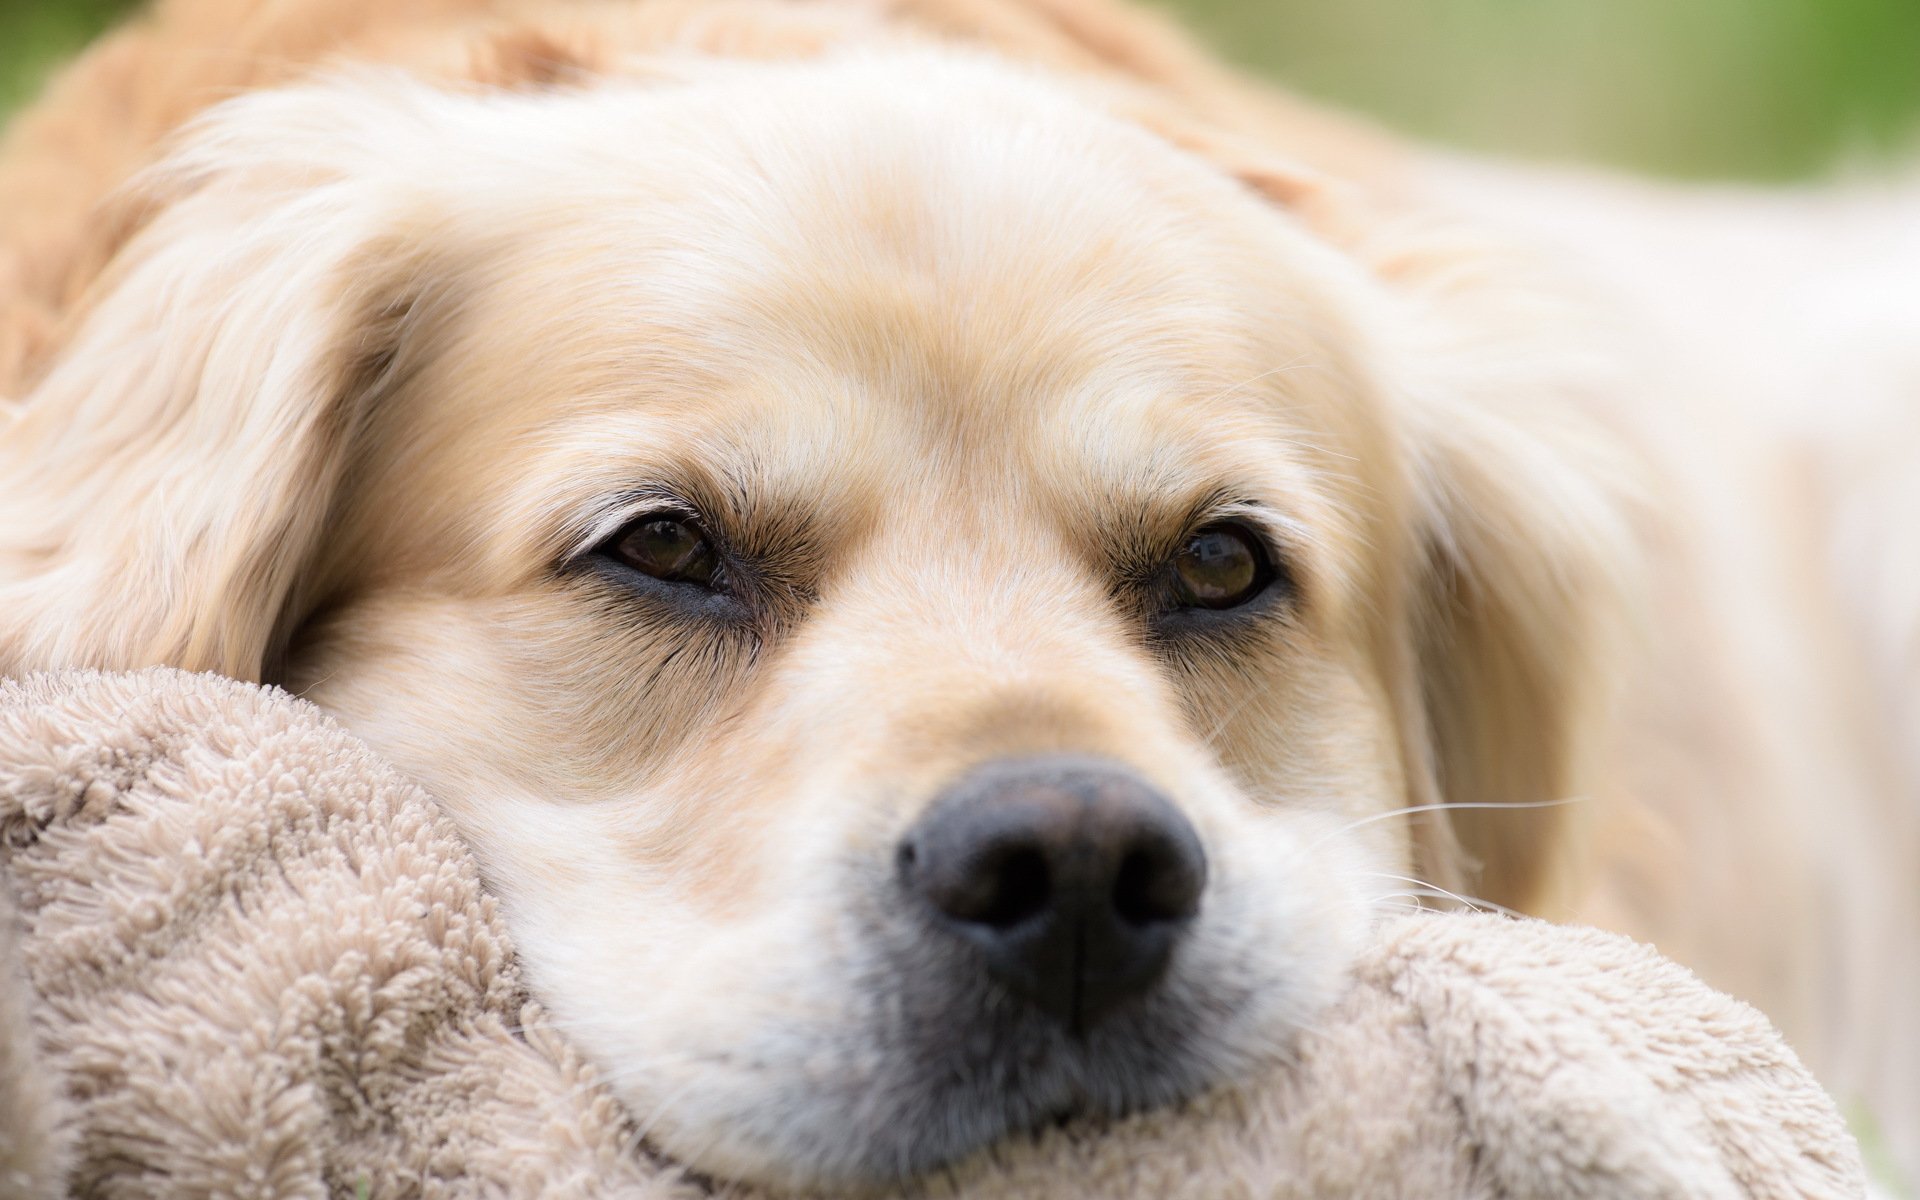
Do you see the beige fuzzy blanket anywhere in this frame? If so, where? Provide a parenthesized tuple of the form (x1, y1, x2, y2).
(0, 669, 1864, 1199)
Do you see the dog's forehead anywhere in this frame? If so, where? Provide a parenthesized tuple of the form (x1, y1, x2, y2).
(395, 54, 1389, 585)
(459, 65, 1359, 445)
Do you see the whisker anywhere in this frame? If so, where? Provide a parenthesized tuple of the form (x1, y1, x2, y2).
(1360, 871, 1531, 919)
(1194, 359, 1316, 408)
(1195, 684, 1269, 749)
(1305, 795, 1587, 855)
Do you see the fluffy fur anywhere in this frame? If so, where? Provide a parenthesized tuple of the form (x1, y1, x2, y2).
(0, 0, 1911, 1186)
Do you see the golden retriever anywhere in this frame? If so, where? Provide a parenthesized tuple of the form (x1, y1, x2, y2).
(1, 0, 1912, 1186)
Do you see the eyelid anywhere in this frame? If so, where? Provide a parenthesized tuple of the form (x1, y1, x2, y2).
(1186, 504, 1295, 560)
(565, 490, 704, 564)
(1183, 504, 1311, 605)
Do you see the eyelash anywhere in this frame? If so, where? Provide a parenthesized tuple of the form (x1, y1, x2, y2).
(569, 500, 1297, 626)
(568, 500, 757, 629)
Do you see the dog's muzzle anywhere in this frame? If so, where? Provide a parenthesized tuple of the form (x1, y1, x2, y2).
(896, 754, 1208, 1031)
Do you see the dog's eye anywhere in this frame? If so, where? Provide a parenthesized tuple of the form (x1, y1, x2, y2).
(603, 515, 718, 587)
(1170, 523, 1270, 610)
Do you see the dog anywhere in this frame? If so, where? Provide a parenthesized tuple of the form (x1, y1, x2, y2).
(1, 0, 1913, 1186)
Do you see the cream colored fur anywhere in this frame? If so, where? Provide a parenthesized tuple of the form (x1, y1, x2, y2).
(0, 668, 1864, 1198)
(0, 0, 1910, 1186)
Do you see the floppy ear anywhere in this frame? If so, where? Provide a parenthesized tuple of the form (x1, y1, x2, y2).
(0, 88, 430, 682)
(1379, 230, 1638, 918)
(1139, 101, 1635, 915)
(1404, 392, 1629, 916)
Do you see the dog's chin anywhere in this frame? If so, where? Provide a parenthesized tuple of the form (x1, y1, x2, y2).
(607, 886, 1354, 1191)
(452, 775, 1380, 1191)
(632, 982, 1272, 1192)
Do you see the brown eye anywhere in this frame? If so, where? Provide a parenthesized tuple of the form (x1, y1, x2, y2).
(1171, 523, 1269, 610)
(606, 514, 718, 587)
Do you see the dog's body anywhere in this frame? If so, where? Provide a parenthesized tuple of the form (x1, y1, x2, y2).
(1432, 163, 1920, 1152)
(1, 0, 1914, 1184)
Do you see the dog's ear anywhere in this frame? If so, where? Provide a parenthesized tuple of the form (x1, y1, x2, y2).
(1130, 100, 1632, 915)
(1403, 394, 1627, 916)
(1381, 239, 1637, 918)
(0, 86, 432, 682)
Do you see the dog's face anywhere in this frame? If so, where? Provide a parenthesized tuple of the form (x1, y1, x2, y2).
(0, 50, 1615, 1188)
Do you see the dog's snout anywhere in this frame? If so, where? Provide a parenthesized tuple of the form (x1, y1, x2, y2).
(897, 756, 1207, 1030)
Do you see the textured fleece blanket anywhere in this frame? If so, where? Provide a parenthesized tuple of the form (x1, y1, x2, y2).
(0, 669, 1864, 1199)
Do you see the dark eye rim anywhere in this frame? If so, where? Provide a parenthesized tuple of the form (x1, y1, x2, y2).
(600, 511, 723, 588)
(576, 506, 753, 622)
(1149, 518, 1297, 634)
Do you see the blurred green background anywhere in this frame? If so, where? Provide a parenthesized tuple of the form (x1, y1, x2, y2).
(2, 0, 1918, 178)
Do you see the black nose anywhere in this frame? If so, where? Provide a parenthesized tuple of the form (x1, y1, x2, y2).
(897, 756, 1207, 1030)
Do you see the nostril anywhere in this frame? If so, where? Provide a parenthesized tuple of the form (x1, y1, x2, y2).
(973, 844, 1050, 928)
(1112, 840, 1204, 925)
(1112, 848, 1161, 924)
(916, 839, 1053, 928)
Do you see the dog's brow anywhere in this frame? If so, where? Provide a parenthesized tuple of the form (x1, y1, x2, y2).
(1100, 485, 1282, 583)
(563, 462, 827, 569)
(566, 485, 697, 561)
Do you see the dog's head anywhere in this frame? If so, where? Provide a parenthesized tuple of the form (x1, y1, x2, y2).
(0, 48, 1623, 1187)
